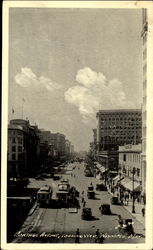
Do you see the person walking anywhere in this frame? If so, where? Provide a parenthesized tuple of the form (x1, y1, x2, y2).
(142, 207, 145, 217)
(95, 229, 100, 243)
(83, 200, 86, 208)
(75, 228, 80, 243)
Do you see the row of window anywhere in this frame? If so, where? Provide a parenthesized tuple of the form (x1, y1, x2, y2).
(100, 117, 141, 121)
(122, 166, 140, 177)
(11, 153, 23, 161)
(12, 146, 23, 153)
(11, 137, 23, 144)
(122, 153, 141, 163)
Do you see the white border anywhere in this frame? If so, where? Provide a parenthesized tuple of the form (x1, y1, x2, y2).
(2, 1, 153, 250)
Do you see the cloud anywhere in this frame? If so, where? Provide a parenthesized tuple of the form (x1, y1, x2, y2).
(15, 67, 61, 92)
(64, 67, 134, 123)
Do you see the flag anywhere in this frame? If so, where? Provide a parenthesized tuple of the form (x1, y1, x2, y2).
(12, 108, 14, 114)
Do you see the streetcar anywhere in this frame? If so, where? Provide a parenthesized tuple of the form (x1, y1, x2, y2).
(37, 185, 53, 206)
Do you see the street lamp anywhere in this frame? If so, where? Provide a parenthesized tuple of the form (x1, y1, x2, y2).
(132, 168, 136, 213)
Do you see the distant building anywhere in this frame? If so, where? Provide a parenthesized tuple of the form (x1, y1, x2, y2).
(118, 144, 142, 195)
(65, 139, 71, 156)
(141, 8, 147, 199)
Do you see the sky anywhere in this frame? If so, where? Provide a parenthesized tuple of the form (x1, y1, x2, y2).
(8, 8, 143, 151)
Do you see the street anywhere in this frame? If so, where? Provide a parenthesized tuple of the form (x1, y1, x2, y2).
(13, 161, 145, 243)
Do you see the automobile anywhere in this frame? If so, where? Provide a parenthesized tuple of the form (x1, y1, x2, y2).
(81, 208, 92, 220)
(99, 204, 111, 215)
(88, 185, 94, 191)
(111, 196, 120, 205)
(60, 178, 69, 183)
(87, 190, 95, 199)
(53, 175, 61, 181)
(96, 183, 107, 191)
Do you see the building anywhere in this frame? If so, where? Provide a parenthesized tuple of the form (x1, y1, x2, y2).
(96, 109, 142, 152)
(65, 139, 71, 156)
(118, 144, 142, 198)
(96, 109, 142, 174)
(8, 119, 40, 179)
(141, 8, 147, 200)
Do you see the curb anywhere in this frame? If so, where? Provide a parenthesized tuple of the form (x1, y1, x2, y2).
(28, 202, 38, 216)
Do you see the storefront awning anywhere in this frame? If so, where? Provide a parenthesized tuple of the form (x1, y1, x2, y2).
(99, 166, 106, 173)
(113, 175, 120, 181)
(121, 177, 141, 191)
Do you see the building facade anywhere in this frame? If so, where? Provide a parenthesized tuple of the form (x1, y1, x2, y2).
(8, 119, 40, 178)
(118, 144, 142, 196)
(96, 109, 142, 152)
(141, 8, 147, 198)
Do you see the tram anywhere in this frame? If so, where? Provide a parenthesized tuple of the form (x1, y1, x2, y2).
(37, 185, 53, 206)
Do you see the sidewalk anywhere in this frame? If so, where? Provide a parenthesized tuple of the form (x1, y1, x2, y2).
(107, 186, 145, 228)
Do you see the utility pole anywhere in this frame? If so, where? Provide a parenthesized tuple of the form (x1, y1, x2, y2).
(132, 168, 136, 213)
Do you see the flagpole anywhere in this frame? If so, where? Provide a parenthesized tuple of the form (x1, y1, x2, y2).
(22, 98, 25, 119)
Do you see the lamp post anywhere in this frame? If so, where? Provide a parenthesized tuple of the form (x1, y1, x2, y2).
(132, 168, 136, 213)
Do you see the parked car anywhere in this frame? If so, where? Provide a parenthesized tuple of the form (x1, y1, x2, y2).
(81, 208, 92, 220)
(111, 196, 120, 205)
(99, 204, 111, 215)
(96, 183, 107, 191)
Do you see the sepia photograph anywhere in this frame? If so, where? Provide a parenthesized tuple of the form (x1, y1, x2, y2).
(1, 1, 153, 249)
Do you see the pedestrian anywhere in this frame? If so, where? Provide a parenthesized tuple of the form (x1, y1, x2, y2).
(99, 233, 105, 243)
(90, 182, 93, 186)
(82, 197, 84, 203)
(75, 228, 80, 243)
(82, 191, 84, 195)
(83, 200, 86, 207)
(118, 214, 123, 227)
(142, 207, 145, 217)
(95, 229, 100, 243)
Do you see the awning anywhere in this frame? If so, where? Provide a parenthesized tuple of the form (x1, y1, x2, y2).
(120, 178, 141, 191)
(113, 175, 120, 181)
(99, 166, 106, 173)
(124, 181, 141, 192)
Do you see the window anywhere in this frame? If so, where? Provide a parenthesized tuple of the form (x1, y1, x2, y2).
(18, 137, 22, 144)
(12, 146, 16, 152)
(12, 154, 16, 160)
(12, 137, 16, 143)
(18, 146, 22, 152)
(137, 168, 140, 177)
(123, 154, 126, 161)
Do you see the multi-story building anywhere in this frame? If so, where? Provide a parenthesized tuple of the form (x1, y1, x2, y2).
(65, 139, 71, 156)
(118, 144, 143, 202)
(8, 119, 40, 178)
(141, 8, 147, 200)
(96, 109, 142, 173)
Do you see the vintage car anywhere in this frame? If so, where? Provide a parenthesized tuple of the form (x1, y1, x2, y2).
(99, 203, 111, 215)
(96, 183, 107, 191)
(87, 190, 95, 199)
(111, 196, 121, 205)
(81, 208, 92, 220)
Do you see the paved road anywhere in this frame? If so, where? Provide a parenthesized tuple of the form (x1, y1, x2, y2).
(13, 161, 145, 243)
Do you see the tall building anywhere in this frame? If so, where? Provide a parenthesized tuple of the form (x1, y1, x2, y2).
(141, 9, 147, 198)
(96, 109, 142, 173)
(96, 109, 142, 152)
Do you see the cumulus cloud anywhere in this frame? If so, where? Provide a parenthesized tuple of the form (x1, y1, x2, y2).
(64, 67, 134, 123)
(15, 67, 61, 92)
